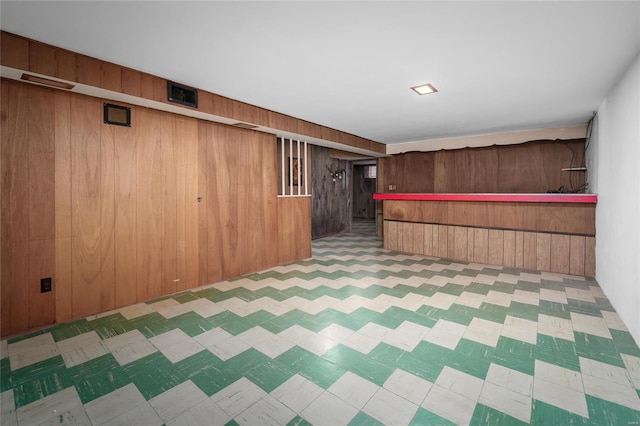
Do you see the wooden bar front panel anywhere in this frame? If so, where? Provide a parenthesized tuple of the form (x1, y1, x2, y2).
(384, 200, 595, 236)
(383, 220, 596, 277)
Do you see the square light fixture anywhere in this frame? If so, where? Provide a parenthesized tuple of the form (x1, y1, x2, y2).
(411, 83, 438, 95)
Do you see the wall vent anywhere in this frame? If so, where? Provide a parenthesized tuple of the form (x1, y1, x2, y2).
(168, 81, 198, 108)
(232, 122, 259, 130)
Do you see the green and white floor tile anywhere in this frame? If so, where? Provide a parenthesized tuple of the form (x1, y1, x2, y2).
(2, 233, 640, 425)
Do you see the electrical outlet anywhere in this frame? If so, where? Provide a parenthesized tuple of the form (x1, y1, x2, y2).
(41, 277, 52, 293)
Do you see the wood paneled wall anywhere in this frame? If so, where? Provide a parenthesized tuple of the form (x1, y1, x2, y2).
(311, 146, 352, 239)
(1, 79, 311, 337)
(277, 197, 312, 264)
(384, 200, 596, 236)
(197, 121, 278, 283)
(1, 81, 56, 334)
(380, 139, 587, 194)
(384, 221, 596, 277)
(352, 165, 376, 219)
(1, 30, 384, 155)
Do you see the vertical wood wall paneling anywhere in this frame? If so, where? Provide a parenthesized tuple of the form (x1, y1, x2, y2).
(175, 116, 199, 292)
(200, 123, 280, 281)
(1, 32, 29, 69)
(140, 73, 155, 102)
(497, 142, 544, 193)
(152, 75, 167, 104)
(503, 230, 516, 268)
(311, 145, 352, 239)
(453, 226, 468, 262)
(585, 237, 596, 277)
(423, 224, 433, 257)
(71, 95, 102, 318)
(413, 223, 425, 255)
(56, 49, 76, 82)
(277, 197, 312, 264)
(487, 229, 504, 266)
(522, 232, 537, 271)
(466, 227, 475, 262)
(27, 84, 56, 328)
(380, 221, 593, 276)
(76, 55, 101, 87)
(432, 224, 440, 257)
(550, 234, 570, 274)
(535, 233, 551, 272)
(252, 130, 279, 271)
(209, 125, 240, 279)
(160, 111, 178, 297)
(54, 91, 73, 323)
(1, 82, 20, 333)
(1, 79, 314, 337)
(438, 225, 448, 258)
(136, 107, 164, 301)
(386, 221, 398, 251)
(121, 67, 142, 97)
(246, 130, 267, 271)
(381, 139, 586, 194)
(29, 41, 57, 76)
(473, 228, 488, 264)
(197, 121, 211, 285)
(401, 222, 413, 253)
(100, 62, 122, 93)
(114, 108, 138, 307)
(3, 31, 386, 157)
(202, 122, 225, 283)
(514, 231, 524, 269)
(447, 226, 456, 261)
(1, 81, 59, 334)
(99, 117, 116, 311)
(569, 236, 586, 276)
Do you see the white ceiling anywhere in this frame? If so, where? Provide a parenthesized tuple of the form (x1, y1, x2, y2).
(1, 1, 639, 145)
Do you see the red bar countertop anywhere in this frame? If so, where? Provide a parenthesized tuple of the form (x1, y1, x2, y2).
(373, 193, 598, 203)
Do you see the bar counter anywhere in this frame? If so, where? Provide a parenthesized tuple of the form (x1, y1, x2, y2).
(374, 193, 596, 276)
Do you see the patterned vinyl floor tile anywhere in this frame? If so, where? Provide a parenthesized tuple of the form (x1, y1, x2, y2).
(2, 232, 640, 425)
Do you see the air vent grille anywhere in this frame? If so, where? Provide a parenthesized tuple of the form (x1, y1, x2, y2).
(168, 81, 198, 108)
(232, 122, 259, 130)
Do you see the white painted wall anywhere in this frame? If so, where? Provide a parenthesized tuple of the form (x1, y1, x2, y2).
(587, 53, 640, 343)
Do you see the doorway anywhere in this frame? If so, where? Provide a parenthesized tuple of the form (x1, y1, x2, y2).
(352, 161, 377, 235)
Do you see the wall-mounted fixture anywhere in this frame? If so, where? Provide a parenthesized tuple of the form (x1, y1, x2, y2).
(104, 103, 131, 127)
(327, 166, 345, 182)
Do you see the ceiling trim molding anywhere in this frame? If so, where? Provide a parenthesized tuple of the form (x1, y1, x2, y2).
(386, 124, 588, 154)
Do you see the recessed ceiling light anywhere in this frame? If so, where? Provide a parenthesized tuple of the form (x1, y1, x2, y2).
(411, 83, 438, 95)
